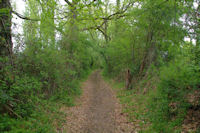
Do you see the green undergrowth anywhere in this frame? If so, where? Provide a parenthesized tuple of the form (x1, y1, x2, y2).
(103, 73, 154, 132)
(0, 100, 65, 133)
(0, 56, 93, 133)
(103, 61, 200, 133)
(0, 72, 91, 133)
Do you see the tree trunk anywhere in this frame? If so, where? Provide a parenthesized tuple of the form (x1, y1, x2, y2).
(0, 0, 12, 57)
(115, 0, 120, 33)
(69, 0, 78, 42)
(125, 69, 132, 89)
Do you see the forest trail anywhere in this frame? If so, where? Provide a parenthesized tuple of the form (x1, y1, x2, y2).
(60, 70, 134, 133)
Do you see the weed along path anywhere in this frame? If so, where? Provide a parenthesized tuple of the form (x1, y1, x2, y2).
(59, 71, 134, 133)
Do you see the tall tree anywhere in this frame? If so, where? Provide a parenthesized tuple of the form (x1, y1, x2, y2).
(0, 0, 12, 57)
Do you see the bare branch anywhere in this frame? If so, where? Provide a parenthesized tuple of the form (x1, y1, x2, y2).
(97, 27, 111, 41)
(12, 10, 40, 21)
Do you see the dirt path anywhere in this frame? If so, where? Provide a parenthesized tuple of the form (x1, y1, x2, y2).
(60, 71, 134, 133)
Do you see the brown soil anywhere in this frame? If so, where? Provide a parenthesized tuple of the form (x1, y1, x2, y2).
(59, 70, 134, 133)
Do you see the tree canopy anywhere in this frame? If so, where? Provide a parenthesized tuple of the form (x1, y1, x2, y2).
(0, 0, 200, 132)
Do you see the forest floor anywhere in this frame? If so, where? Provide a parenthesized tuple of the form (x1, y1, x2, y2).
(59, 70, 134, 133)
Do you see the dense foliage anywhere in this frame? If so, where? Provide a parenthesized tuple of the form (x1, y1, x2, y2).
(0, 0, 102, 132)
(101, 0, 200, 132)
(0, 0, 199, 132)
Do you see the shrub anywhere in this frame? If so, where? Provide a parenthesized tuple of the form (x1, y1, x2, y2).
(148, 58, 200, 132)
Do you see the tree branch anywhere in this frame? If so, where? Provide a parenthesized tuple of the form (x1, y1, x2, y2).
(97, 27, 111, 41)
(64, 0, 73, 7)
(12, 10, 40, 21)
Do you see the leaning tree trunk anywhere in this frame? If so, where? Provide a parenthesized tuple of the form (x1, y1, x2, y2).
(0, 0, 12, 57)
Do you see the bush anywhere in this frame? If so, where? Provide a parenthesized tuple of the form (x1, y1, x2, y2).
(0, 33, 97, 132)
(148, 58, 200, 132)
